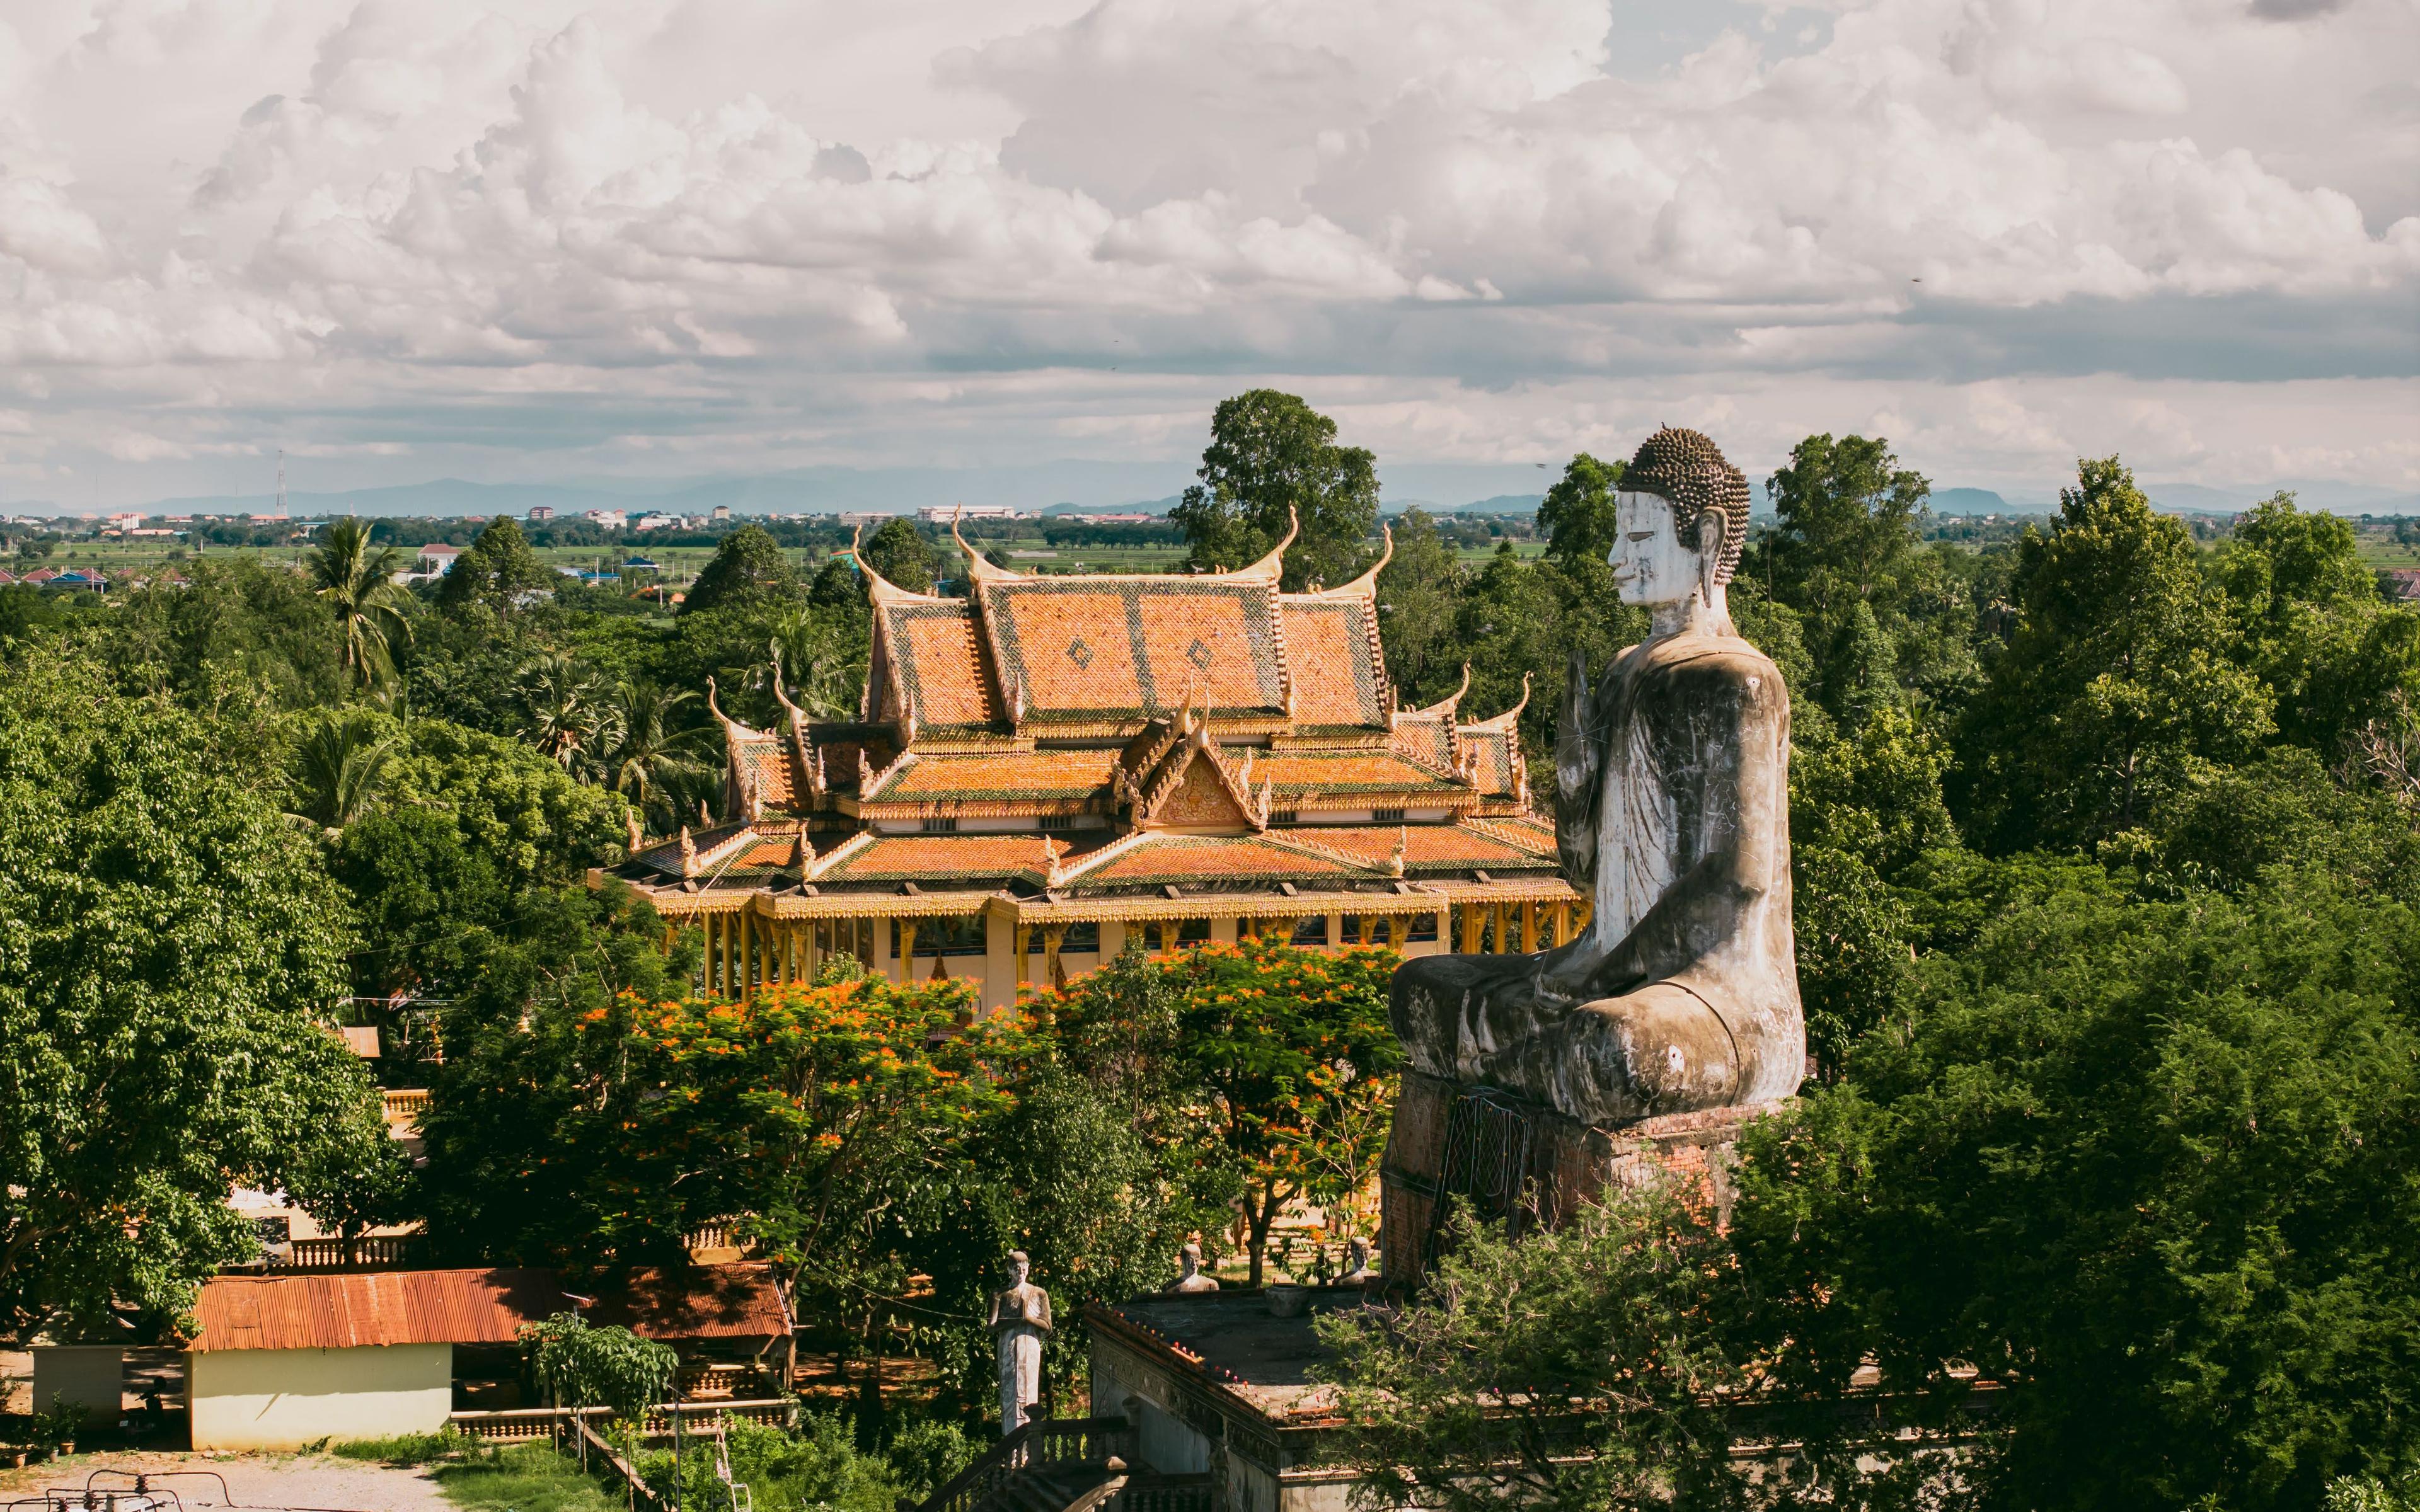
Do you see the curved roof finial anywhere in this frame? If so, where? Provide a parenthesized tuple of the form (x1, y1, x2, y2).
(851, 520, 948, 606)
(953, 504, 1020, 583)
(1230, 506, 1300, 586)
(1462, 670, 1533, 734)
(1318, 522, 1393, 600)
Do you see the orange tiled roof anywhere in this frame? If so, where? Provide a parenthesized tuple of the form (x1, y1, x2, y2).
(1289, 823, 1558, 870)
(818, 832, 1064, 883)
(1257, 750, 1467, 795)
(977, 578, 1288, 723)
(1278, 598, 1386, 728)
(732, 737, 798, 813)
(1461, 728, 1518, 796)
(868, 750, 1115, 803)
(877, 600, 1005, 731)
(1064, 832, 1379, 885)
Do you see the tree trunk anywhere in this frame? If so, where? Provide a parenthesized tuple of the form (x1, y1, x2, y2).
(1244, 1189, 1278, 1288)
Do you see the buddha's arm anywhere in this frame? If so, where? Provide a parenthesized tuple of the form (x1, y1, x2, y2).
(1581, 666, 1786, 997)
(1555, 644, 1606, 888)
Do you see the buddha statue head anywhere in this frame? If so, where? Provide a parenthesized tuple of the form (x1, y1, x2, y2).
(1609, 427, 1752, 628)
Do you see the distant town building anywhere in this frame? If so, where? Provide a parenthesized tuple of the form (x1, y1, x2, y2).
(585, 508, 628, 529)
(634, 513, 677, 532)
(107, 512, 144, 530)
(838, 511, 899, 527)
(417, 544, 464, 574)
(527, 505, 555, 520)
(1083, 512, 1158, 524)
(916, 504, 1025, 523)
(713, 505, 732, 522)
(2385, 568, 2420, 603)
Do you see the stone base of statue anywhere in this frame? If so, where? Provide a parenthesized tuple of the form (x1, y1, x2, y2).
(1377, 1070, 1785, 1287)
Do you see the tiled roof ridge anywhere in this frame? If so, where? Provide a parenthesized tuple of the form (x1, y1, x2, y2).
(770, 679, 822, 806)
(1458, 671, 1533, 735)
(1126, 704, 1272, 830)
(1251, 827, 1400, 876)
(806, 830, 879, 881)
(1465, 814, 1557, 856)
(1049, 828, 1163, 884)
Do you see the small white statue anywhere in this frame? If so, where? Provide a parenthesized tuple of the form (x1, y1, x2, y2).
(1338, 1235, 1377, 1285)
(1167, 1240, 1221, 1293)
(988, 1250, 1052, 1435)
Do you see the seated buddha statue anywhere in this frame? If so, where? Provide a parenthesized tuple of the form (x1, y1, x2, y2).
(1391, 427, 1802, 1128)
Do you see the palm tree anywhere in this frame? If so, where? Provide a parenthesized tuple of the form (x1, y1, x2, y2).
(517, 653, 621, 773)
(755, 605, 858, 718)
(601, 680, 710, 833)
(309, 517, 413, 689)
(290, 710, 401, 837)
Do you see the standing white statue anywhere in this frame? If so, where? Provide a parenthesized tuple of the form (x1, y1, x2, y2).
(1167, 1240, 1221, 1293)
(988, 1250, 1052, 1435)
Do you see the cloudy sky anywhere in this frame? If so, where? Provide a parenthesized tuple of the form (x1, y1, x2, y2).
(2, 0, 2416, 510)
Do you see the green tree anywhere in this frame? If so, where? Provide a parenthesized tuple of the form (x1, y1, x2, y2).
(2218, 492, 2420, 755)
(1956, 456, 2272, 852)
(1765, 433, 1931, 619)
(860, 518, 936, 594)
(521, 1312, 678, 1420)
(516, 652, 621, 772)
(599, 680, 711, 835)
(681, 523, 800, 617)
(1728, 871, 2420, 1509)
(1535, 452, 1624, 568)
(1320, 1191, 1778, 1512)
(437, 517, 555, 614)
(1374, 507, 1466, 704)
(1046, 937, 1400, 1285)
(0, 650, 388, 1332)
(288, 707, 403, 836)
(115, 558, 349, 713)
(308, 516, 413, 688)
(1172, 389, 1380, 592)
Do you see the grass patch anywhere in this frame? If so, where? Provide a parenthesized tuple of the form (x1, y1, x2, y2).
(329, 1429, 466, 1466)
(427, 1443, 627, 1512)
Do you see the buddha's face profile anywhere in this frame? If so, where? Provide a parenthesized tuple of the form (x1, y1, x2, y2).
(1608, 490, 1700, 609)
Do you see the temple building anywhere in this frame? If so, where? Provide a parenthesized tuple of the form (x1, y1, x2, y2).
(606, 520, 1583, 1009)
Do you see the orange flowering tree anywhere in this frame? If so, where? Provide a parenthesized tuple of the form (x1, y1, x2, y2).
(1047, 936, 1402, 1286)
(586, 971, 1039, 1313)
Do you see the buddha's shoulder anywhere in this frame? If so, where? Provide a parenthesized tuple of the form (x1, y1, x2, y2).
(1627, 630, 1785, 688)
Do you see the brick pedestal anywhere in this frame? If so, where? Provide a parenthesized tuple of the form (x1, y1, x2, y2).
(1378, 1070, 1785, 1287)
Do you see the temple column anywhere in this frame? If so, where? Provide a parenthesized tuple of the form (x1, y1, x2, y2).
(1326, 912, 1344, 953)
(1458, 903, 1484, 954)
(1554, 901, 1572, 951)
(1211, 916, 1238, 946)
(1042, 925, 1066, 995)
(897, 920, 918, 985)
(1015, 925, 1032, 990)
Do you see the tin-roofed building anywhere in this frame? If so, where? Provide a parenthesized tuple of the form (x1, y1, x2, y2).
(609, 518, 1584, 1009)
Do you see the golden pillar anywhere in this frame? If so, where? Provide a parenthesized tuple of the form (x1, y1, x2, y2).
(1554, 900, 1572, 951)
(1458, 903, 1484, 954)
(897, 919, 918, 985)
(1042, 925, 1066, 992)
(1015, 925, 1033, 990)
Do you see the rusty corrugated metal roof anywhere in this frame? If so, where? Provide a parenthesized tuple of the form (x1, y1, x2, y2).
(191, 1268, 563, 1351)
(588, 1263, 790, 1340)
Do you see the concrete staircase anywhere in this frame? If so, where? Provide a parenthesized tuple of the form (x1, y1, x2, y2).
(913, 1418, 1211, 1512)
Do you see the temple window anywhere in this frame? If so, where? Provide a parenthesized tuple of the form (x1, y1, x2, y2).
(1373, 806, 1405, 823)
(1289, 917, 1330, 946)
(894, 914, 987, 956)
(922, 816, 960, 833)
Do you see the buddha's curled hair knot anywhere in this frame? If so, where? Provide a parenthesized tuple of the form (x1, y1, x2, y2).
(1625, 427, 1751, 586)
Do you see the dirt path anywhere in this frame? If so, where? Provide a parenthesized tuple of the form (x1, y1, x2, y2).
(0, 1452, 452, 1512)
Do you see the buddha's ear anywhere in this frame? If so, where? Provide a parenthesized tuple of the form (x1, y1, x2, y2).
(1693, 507, 1728, 558)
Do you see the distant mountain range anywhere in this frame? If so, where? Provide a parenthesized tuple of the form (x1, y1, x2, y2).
(8, 466, 2412, 522)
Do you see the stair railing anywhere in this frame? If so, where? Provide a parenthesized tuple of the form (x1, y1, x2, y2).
(913, 1417, 1136, 1512)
